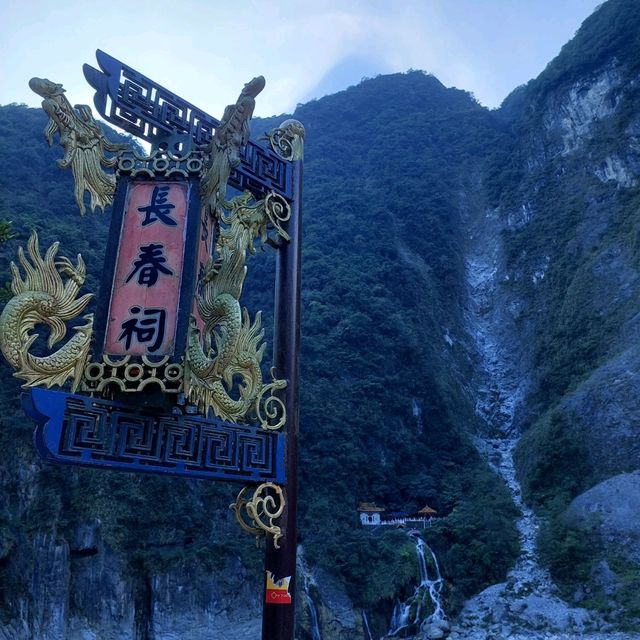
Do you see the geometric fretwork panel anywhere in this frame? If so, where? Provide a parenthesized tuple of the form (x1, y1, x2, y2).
(25, 388, 285, 484)
(83, 49, 292, 199)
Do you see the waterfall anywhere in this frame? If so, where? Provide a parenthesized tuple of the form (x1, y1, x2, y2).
(411, 398, 424, 432)
(304, 576, 322, 640)
(388, 601, 411, 637)
(298, 545, 322, 640)
(387, 534, 445, 637)
(417, 539, 445, 621)
(362, 610, 374, 640)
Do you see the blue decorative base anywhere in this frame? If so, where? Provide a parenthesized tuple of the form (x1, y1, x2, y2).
(24, 388, 285, 483)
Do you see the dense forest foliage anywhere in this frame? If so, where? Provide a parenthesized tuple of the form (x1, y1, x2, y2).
(288, 74, 520, 609)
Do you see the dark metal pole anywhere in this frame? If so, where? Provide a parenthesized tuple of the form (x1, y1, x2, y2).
(262, 156, 303, 640)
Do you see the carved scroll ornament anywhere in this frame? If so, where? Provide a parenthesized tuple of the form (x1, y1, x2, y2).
(266, 119, 305, 161)
(230, 483, 285, 548)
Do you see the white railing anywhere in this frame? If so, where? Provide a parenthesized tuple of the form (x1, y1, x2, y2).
(363, 517, 435, 527)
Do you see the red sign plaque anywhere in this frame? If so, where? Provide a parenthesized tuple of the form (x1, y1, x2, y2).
(103, 181, 189, 356)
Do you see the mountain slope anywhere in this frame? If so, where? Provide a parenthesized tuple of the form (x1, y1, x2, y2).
(484, 0, 640, 628)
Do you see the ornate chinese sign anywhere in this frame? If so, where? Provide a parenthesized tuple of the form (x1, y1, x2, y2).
(1, 50, 303, 640)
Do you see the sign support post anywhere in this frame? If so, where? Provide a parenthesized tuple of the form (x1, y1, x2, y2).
(263, 154, 303, 637)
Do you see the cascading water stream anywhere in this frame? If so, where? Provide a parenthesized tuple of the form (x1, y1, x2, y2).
(362, 610, 374, 640)
(298, 545, 322, 640)
(387, 534, 445, 637)
(388, 601, 411, 638)
(419, 539, 445, 621)
(304, 577, 322, 640)
(412, 398, 424, 433)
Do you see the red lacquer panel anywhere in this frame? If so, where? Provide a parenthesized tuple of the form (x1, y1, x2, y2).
(104, 181, 189, 356)
(192, 205, 215, 332)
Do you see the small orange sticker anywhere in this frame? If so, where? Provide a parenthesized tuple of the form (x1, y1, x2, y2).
(265, 571, 292, 605)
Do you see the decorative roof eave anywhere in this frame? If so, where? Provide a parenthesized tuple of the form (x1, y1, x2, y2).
(357, 502, 386, 513)
(417, 505, 438, 515)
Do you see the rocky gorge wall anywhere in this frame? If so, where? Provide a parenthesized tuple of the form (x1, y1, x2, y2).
(441, 45, 640, 639)
(0, 459, 264, 640)
(499, 11, 640, 632)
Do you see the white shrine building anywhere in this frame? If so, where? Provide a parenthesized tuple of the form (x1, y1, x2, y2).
(357, 502, 386, 525)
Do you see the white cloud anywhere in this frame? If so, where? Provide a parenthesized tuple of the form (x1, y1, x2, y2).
(1, 0, 602, 119)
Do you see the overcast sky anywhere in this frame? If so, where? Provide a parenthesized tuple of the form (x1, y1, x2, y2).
(2, 1, 603, 120)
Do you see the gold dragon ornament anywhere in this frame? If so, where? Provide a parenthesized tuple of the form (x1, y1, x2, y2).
(201, 76, 266, 215)
(186, 77, 291, 429)
(29, 77, 128, 215)
(0, 232, 93, 392)
(184, 191, 290, 427)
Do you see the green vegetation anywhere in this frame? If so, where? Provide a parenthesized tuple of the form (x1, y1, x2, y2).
(0, 221, 12, 243)
(537, 512, 640, 624)
(431, 464, 520, 611)
(517, 406, 640, 624)
(538, 516, 595, 596)
(284, 72, 519, 608)
(516, 410, 593, 508)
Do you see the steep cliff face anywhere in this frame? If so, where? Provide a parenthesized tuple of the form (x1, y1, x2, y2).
(495, 0, 640, 628)
(0, 435, 264, 640)
(519, 59, 640, 468)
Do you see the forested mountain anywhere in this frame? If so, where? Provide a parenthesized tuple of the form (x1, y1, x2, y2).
(1, 1, 639, 639)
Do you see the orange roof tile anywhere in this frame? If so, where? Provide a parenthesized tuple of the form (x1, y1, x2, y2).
(417, 505, 438, 515)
